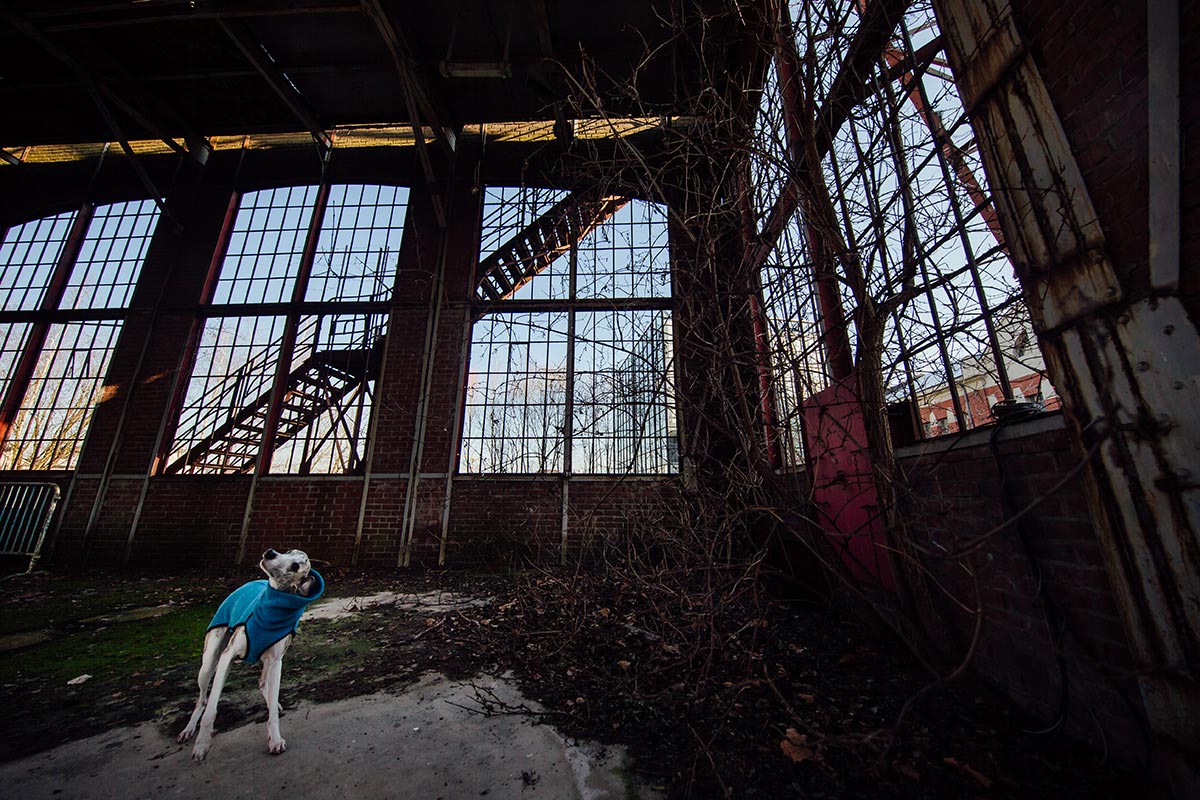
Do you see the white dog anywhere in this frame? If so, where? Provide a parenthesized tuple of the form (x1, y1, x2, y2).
(178, 548, 325, 761)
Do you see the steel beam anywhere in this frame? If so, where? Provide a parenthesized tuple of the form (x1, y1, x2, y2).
(218, 18, 332, 152)
(6, 11, 211, 166)
(27, 0, 362, 32)
(359, 0, 456, 155)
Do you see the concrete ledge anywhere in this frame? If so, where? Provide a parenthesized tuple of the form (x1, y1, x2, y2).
(895, 410, 1067, 460)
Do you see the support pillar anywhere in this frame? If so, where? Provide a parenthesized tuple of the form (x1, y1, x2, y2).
(934, 0, 1198, 790)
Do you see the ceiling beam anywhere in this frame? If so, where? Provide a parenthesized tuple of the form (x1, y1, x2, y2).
(0, 62, 386, 93)
(359, 0, 456, 155)
(218, 18, 332, 152)
(5, 11, 211, 165)
(529, 0, 554, 57)
(24, 0, 362, 32)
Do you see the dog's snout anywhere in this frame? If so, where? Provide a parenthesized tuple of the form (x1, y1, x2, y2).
(263, 548, 278, 560)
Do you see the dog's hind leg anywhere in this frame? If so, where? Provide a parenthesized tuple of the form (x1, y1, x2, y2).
(192, 627, 247, 761)
(178, 627, 226, 743)
(259, 637, 291, 754)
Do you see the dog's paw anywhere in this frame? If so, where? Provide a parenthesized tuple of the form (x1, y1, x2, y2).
(268, 736, 287, 755)
(192, 737, 211, 761)
(177, 727, 196, 743)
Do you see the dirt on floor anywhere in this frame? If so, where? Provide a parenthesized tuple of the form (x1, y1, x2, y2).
(0, 565, 1141, 799)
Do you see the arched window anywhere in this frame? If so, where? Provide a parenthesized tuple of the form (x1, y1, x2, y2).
(0, 201, 159, 469)
(166, 184, 409, 475)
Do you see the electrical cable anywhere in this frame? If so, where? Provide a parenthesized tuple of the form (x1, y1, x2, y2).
(987, 405, 1152, 773)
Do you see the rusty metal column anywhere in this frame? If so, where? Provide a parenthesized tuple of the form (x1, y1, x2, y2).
(933, 0, 1199, 792)
(737, 162, 782, 468)
(773, 6, 855, 382)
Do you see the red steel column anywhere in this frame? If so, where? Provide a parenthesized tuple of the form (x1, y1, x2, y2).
(256, 182, 331, 473)
(773, 7, 855, 382)
(0, 204, 94, 450)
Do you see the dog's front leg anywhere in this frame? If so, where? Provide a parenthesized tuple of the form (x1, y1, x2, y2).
(179, 628, 225, 743)
(259, 637, 290, 754)
(192, 628, 247, 761)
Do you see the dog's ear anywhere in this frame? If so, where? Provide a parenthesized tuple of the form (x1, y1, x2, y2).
(298, 575, 318, 597)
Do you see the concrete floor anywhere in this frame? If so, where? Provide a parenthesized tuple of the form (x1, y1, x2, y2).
(0, 673, 654, 800)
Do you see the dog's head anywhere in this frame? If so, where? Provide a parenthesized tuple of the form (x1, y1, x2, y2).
(259, 548, 317, 595)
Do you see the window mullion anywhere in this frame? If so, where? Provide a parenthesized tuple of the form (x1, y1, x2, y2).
(563, 216, 578, 478)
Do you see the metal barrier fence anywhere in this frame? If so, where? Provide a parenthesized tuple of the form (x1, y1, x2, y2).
(0, 482, 61, 572)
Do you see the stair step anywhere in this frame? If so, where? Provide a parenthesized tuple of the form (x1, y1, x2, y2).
(168, 337, 387, 474)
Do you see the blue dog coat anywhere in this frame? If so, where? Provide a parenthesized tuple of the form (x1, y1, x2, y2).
(207, 570, 325, 663)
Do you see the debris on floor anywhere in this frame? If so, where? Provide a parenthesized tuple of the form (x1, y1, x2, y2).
(0, 569, 1139, 799)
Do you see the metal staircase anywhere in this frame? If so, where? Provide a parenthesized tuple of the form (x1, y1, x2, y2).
(475, 191, 629, 302)
(166, 316, 385, 475)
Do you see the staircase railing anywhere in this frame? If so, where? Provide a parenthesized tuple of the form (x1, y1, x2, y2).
(167, 311, 389, 474)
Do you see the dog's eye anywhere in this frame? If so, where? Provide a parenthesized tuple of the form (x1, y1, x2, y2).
(290, 563, 300, 572)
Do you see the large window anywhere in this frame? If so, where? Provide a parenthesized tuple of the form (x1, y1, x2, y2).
(752, 0, 1059, 461)
(166, 184, 407, 475)
(460, 188, 676, 475)
(0, 201, 159, 470)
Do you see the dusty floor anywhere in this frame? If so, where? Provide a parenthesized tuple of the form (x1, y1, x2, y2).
(0, 673, 646, 800)
(1, 567, 1140, 799)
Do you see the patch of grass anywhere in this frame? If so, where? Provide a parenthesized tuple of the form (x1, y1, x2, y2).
(0, 579, 221, 637)
(0, 605, 211, 684)
(285, 618, 378, 683)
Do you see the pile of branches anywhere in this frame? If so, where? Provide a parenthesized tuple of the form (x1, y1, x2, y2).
(425, 533, 1124, 799)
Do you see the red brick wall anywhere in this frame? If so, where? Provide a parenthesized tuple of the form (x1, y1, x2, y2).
(356, 478, 408, 564)
(1012, 0, 1150, 297)
(442, 477, 682, 566)
(32, 409, 679, 571)
(367, 307, 427, 475)
(36, 472, 678, 569)
(896, 413, 1145, 759)
(122, 476, 251, 565)
(244, 477, 365, 565)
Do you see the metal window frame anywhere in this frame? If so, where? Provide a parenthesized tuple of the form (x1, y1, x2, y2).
(462, 193, 677, 477)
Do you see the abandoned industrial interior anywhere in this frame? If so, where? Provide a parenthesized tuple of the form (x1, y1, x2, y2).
(0, 0, 1195, 797)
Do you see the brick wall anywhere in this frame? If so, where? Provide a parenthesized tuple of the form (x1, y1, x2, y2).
(442, 477, 682, 566)
(896, 413, 1146, 760)
(244, 477, 365, 565)
(36, 471, 678, 569)
(1012, 0, 1152, 301)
